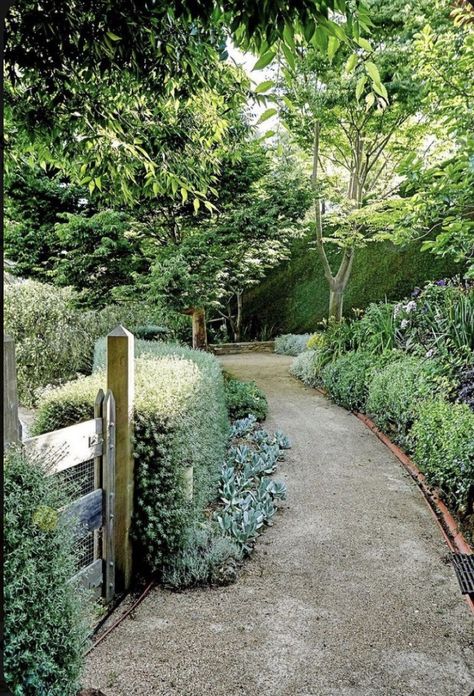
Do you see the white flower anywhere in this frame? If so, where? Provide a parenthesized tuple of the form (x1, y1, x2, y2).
(425, 349, 434, 358)
(393, 303, 402, 317)
(400, 319, 409, 329)
(405, 300, 417, 313)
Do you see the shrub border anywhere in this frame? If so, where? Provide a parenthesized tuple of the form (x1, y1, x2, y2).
(312, 385, 474, 616)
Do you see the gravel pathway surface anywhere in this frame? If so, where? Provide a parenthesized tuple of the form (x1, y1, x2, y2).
(84, 353, 474, 696)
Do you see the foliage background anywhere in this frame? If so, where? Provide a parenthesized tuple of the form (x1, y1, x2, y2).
(244, 234, 462, 337)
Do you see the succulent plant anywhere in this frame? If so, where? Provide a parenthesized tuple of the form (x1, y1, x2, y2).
(273, 430, 292, 450)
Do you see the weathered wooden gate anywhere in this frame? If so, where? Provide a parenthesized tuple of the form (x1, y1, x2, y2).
(22, 389, 116, 603)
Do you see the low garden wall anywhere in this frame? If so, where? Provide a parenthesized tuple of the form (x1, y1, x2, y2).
(210, 341, 275, 355)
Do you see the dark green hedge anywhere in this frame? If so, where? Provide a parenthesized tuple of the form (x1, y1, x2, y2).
(4, 448, 89, 695)
(33, 345, 229, 575)
(243, 236, 462, 337)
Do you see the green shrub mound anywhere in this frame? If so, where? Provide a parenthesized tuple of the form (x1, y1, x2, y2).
(223, 376, 268, 421)
(4, 279, 177, 407)
(321, 351, 375, 412)
(412, 400, 474, 519)
(366, 355, 446, 447)
(4, 447, 89, 695)
(290, 349, 324, 388)
(274, 333, 312, 356)
(4, 281, 90, 407)
(33, 348, 229, 574)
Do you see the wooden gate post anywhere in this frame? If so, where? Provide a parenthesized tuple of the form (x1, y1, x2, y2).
(106, 326, 134, 591)
(4, 335, 20, 447)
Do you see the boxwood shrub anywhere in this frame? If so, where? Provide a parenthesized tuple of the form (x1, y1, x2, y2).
(412, 399, 474, 520)
(4, 447, 89, 695)
(33, 347, 229, 574)
(223, 377, 268, 421)
(321, 351, 375, 412)
(366, 355, 447, 447)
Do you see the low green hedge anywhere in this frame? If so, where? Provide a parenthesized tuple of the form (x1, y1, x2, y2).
(412, 399, 474, 520)
(366, 355, 447, 447)
(33, 347, 229, 574)
(223, 377, 268, 421)
(4, 447, 89, 695)
(321, 351, 375, 412)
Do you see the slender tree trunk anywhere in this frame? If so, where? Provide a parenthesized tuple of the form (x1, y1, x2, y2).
(191, 308, 207, 350)
(312, 120, 360, 323)
(234, 292, 243, 342)
(329, 288, 344, 322)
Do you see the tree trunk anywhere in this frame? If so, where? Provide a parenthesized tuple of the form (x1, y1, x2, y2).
(191, 308, 207, 350)
(234, 293, 243, 342)
(328, 287, 344, 322)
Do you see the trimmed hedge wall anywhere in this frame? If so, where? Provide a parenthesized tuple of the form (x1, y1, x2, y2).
(244, 236, 462, 337)
(33, 344, 229, 574)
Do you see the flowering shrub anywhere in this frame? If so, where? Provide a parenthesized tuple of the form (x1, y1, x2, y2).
(306, 332, 326, 350)
(393, 280, 474, 367)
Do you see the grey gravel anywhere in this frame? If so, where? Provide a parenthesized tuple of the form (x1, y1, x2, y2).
(83, 353, 474, 696)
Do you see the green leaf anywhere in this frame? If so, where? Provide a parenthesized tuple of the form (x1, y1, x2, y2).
(365, 92, 375, 110)
(282, 95, 294, 109)
(356, 75, 367, 101)
(258, 129, 276, 141)
(257, 108, 277, 124)
(255, 80, 274, 94)
(283, 24, 295, 50)
(365, 61, 381, 84)
(312, 25, 327, 51)
(252, 50, 276, 71)
(106, 32, 122, 41)
(327, 36, 340, 62)
(193, 198, 200, 213)
(181, 187, 188, 203)
(372, 81, 388, 101)
(303, 19, 316, 42)
(356, 37, 373, 53)
(281, 43, 296, 71)
(345, 53, 358, 73)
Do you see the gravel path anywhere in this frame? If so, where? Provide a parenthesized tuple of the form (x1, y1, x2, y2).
(84, 353, 474, 696)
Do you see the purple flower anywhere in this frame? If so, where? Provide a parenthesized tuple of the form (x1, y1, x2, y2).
(435, 279, 446, 286)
